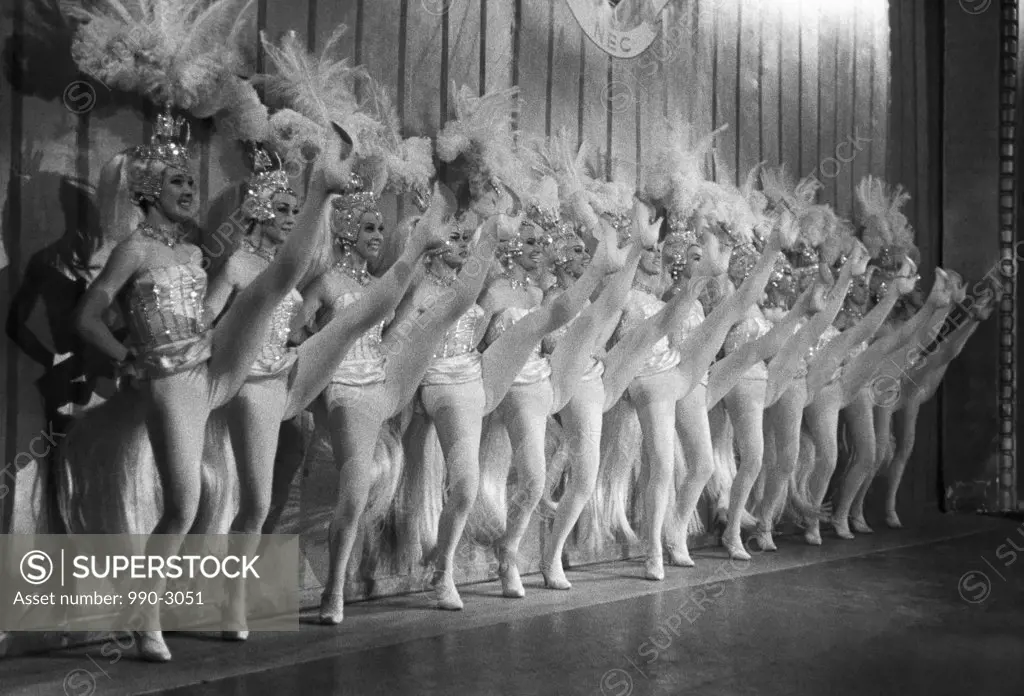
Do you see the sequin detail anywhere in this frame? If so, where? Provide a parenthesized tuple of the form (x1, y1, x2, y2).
(249, 290, 301, 379)
(485, 307, 551, 385)
(613, 289, 681, 379)
(422, 304, 486, 386)
(124, 262, 211, 377)
(324, 290, 387, 386)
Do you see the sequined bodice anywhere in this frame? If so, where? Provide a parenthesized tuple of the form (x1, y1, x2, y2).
(615, 289, 681, 377)
(723, 314, 772, 354)
(256, 290, 301, 368)
(322, 286, 387, 385)
(434, 305, 485, 359)
(124, 262, 209, 352)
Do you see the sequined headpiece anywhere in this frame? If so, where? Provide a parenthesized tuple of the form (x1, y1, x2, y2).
(550, 222, 585, 268)
(242, 145, 296, 223)
(331, 173, 382, 244)
(129, 107, 192, 203)
(666, 212, 700, 248)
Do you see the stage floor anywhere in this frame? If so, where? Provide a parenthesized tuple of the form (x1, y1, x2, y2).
(2, 512, 1022, 695)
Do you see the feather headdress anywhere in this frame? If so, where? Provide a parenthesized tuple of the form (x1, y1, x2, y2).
(258, 27, 383, 200)
(63, 0, 256, 116)
(436, 83, 531, 202)
(856, 175, 915, 271)
(358, 77, 435, 204)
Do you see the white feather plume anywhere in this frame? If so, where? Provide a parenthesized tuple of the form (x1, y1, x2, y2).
(63, 0, 256, 116)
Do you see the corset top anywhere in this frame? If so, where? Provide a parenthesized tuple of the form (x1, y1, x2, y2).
(124, 262, 209, 352)
(435, 304, 485, 359)
(260, 290, 302, 360)
(327, 289, 386, 364)
(723, 314, 772, 354)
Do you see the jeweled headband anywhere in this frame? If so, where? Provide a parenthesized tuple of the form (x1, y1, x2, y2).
(666, 212, 699, 248)
(242, 146, 296, 223)
(331, 173, 382, 244)
(129, 108, 192, 204)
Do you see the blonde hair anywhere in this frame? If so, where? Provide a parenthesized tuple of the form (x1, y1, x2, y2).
(97, 151, 145, 248)
(299, 194, 341, 291)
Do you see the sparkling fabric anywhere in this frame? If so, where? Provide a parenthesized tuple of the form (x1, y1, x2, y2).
(485, 306, 551, 386)
(323, 289, 387, 386)
(422, 304, 486, 386)
(724, 314, 773, 382)
(249, 289, 302, 380)
(807, 325, 843, 384)
(124, 262, 212, 378)
(613, 289, 681, 379)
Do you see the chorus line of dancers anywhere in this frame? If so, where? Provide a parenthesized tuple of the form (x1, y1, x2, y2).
(30, 3, 992, 662)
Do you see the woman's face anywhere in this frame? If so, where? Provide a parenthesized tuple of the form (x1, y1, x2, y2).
(440, 223, 474, 269)
(351, 210, 385, 261)
(639, 242, 663, 276)
(515, 225, 544, 272)
(260, 192, 300, 244)
(156, 166, 196, 223)
(697, 227, 734, 277)
(565, 240, 590, 278)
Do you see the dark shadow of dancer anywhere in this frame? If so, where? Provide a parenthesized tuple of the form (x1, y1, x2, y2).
(4, 174, 124, 533)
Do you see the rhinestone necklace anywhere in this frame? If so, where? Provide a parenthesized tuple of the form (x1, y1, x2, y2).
(241, 237, 278, 264)
(138, 222, 187, 248)
(335, 258, 370, 286)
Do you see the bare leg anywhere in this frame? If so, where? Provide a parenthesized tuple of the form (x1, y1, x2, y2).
(850, 403, 895, 533)
(670, 383, 715, 569)
(802, 384, 842, 545)
(542, 376, 603, 589)
(722, 378, 766, 560)
(318, 384, 387, 625)
(631, 374, 682, 580)
(885, 399, 920, 528)
(423, 380, 486, 609)
(831, 390, 877, 539)
(755, 381, 807, 551)
(493, 381, 554, 598)
(223, 377, 289, 637)
(137, 370, 211, 660)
